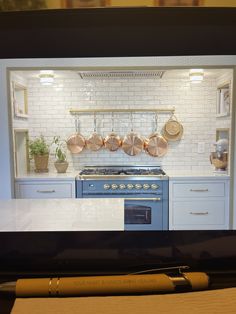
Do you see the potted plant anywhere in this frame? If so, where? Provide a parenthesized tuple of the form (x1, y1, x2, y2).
(52, 136, 69, 173)
(29, 135, 49, 173)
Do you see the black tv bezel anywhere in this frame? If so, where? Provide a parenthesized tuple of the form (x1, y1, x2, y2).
(0, 7, 236, 58)
(0, 7, 236, 275)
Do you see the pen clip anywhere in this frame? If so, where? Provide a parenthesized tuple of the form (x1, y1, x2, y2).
(127, 265, 190, 276)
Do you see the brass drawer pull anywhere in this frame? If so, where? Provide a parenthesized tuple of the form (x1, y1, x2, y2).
(190, 189, 209, 192)
(190, 212, 209, 215)
(37, 190, 56, 193)
(124, 198, 161, 201)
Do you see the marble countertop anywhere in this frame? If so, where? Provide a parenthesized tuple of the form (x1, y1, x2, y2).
(0, 199, 124, 231)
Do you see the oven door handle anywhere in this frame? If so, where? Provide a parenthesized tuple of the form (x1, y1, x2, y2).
(124, 197, 161, 201)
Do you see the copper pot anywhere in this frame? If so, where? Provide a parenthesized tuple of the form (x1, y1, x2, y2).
(104, 113, 121, 151)
(86, 113, 104, 151)
(145, 134, 168, 157)
(145, 113, 168, 157)
(104, 132, 121, 151)
(122, 132, 144, 156)
(122, 113, 144, 156)
(67, 118, 86, 154)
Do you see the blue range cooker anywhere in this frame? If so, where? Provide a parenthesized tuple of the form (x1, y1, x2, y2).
(76, 166, 169, 231)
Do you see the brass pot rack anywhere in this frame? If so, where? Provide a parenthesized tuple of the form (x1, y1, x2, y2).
(69, 107, 175, 114)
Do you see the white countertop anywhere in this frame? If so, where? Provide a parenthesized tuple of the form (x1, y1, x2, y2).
(15, 172, 77, 181)
(0, 199, 124, 231)
(15, 169, 230, 181)
(166, 169, 230, 181)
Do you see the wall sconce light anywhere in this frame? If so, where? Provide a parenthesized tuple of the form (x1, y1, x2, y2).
(39, 70, 54, 85)
(189, 69, 204, 83)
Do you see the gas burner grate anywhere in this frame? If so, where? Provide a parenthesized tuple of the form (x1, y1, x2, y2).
(79, 167, 166, 176)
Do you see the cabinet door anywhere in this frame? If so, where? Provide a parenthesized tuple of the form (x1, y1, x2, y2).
(15, 182, 75, 199)
(172, 200, 226, 230)
(173, 182, 225, 198)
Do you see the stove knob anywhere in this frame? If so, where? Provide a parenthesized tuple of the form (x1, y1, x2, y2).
(135, 184, 142, 190)
(151, 184, 159, 190)
(143, 184, 150, 190)
(104, 184, 111, 190)
(111, 184, 118, 190)
(119, 184, 126, 190)
(127, 184, 134, 190)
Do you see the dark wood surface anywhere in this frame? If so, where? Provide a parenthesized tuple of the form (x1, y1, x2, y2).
(0, 297, 15, 314)
(0, 7, 236, 58)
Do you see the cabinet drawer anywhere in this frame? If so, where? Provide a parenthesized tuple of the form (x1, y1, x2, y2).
(172, 200, 225, 226)
(16, 182, 75, 199)
(173, 182, 225, 198)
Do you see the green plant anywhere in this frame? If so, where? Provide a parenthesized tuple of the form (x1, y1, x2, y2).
(29, 135, 49, 157)
(52, 136, 67, 162)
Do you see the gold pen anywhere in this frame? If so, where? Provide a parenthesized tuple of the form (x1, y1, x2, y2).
(0, 271, 209, 297)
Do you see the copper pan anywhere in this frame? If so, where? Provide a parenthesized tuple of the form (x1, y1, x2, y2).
(86, 113, 104, 151)
(104, 113, 121, 152)
(66, 118, 85, 154)
(145, 113, 168, 157)
(122, 113, 144, 156)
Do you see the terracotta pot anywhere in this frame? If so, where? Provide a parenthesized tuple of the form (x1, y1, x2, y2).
(54, 161, 69, 173)
(34, 154, 49, 173)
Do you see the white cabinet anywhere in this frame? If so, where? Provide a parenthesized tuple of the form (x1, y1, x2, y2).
(15, 179, 75, 199)
(169, 179, 230, 230)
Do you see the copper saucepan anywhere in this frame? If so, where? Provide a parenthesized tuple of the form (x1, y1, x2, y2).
(104, 113, 121, 152)
(145, 113, 168, 157)
(86, 113, 104, 151)
(66, 118, 86, 154)
(122, 113, 144, 156)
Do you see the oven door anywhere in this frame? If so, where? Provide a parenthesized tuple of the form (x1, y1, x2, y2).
(124, 196, 165, 231)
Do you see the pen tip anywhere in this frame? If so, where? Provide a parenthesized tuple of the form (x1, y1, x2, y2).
(0, 281, 16, 294)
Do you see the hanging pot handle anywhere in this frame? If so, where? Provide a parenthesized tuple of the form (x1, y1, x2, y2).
(75, 116, 80, 133)
(111, 112, 114, 132)
(154, 112, 158, 133)
(169, 113, 178, 121)
(130, 112, 134, 132)
(93, 112, 97, 132)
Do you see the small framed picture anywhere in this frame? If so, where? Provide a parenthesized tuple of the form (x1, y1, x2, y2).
(216, 82, 231, 117)
(12, 82, 28, 118)
(216, 128, 229, 142)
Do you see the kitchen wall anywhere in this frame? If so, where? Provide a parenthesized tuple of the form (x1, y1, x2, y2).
(12, 69, 232, 173)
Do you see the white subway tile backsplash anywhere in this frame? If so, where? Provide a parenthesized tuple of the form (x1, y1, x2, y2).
(11, 71, 232, 173)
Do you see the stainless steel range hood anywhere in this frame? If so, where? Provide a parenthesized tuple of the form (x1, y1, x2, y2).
(78, 70, 165, 79)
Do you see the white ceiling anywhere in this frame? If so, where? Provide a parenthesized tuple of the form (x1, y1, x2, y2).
(13, 68, 232, 80)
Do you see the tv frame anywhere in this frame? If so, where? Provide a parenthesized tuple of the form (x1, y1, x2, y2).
(0, 7, 236, 276)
